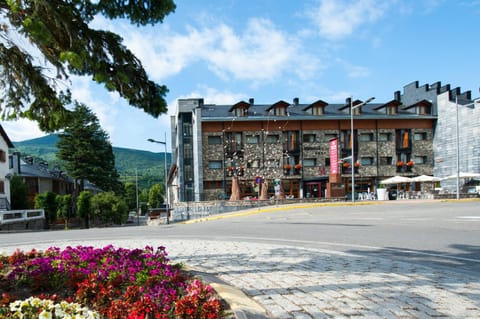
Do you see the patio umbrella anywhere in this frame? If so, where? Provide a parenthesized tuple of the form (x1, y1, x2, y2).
(260, 181, 269, 200)
(441, 172, 480, 180)
(411, 175, 440, 192)
(229, 176, 241, 201)
(380, 176, 413, 184)
(411, 175, 441, 182)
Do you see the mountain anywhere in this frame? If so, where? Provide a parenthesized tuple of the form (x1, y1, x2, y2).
(11, 134, 170, 190)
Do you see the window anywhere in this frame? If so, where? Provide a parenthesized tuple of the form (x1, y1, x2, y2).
(208, 161, 222, 169)
(274, 107, 286, 116)
(303, 134, 316, 143)
(246, 135, 259, 144)
(360, 157, 374, 166)
(386, 106, 397, 115)
(380, 157, 393, 165)
(378, 133, 392, 142)
(312, 106, 324, 115)
(207, 136, 222, 145)
(0, 180, 4, 194)
(324, 158, 331, 166)
(0, 150, 5, 162)
(234, 108, 247, 117)
(324, 133, 337, 141)
(414, 156, 428, 164)
(266, 134, 279, 144)
(303, 158, 317, 167)
(247, 159, 260, 168)
(360, 133, 374, 142)
(414, 132, 427, 141)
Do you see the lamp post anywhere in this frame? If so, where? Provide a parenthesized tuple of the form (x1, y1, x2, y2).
(454, 96, 479, 200)
(147, 133, 169, 223)
(350, 96, 375, 203)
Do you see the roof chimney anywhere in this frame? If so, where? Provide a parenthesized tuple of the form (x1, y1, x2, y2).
(293, 97, 299, 105)
(249, 98, 254, 105)
(394, 91, 401, 102)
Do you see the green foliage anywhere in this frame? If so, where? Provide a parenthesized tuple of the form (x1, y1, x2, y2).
(0, 0, 175, 131)
(57, 103, 121, 192)
(56, 193, 72, 221)
(124, 182, 137, 211)
(9, 175, 30, 209)
(91, 191, 128, 224)
(148, 184, 164, 208)
(13, 134, 169, 190)
(34, 191, 58, 225)
(77, 191, 93, 220)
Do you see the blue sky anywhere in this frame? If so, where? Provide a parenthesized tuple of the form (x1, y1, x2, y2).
(2, 0, 479, 152)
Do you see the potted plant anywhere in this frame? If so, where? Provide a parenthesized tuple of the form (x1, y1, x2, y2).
(284, 164, 292, 170)
(406, 160, 415, 167)
(294, 163, 302, 170)
(397, 161, 405, 167)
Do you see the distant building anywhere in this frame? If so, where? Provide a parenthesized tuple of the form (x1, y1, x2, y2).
(169, 81, 479, 202)
(0, 125, 14, 210)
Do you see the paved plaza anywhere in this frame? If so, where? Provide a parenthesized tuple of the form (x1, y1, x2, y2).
(5, 238, 480, 319)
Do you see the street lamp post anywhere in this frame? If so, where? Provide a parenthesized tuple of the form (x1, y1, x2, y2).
(454, 96, 479, 200)
(350, 97, 375, 203)
(147, 133, 169, 223)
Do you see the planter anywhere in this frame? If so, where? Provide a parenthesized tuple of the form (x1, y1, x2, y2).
(376, 188, 388, 201)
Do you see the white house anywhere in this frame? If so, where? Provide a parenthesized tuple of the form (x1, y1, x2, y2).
(0, 125, 14, 210)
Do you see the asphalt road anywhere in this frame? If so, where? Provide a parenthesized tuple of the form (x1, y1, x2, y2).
(1, 200, 479, 274)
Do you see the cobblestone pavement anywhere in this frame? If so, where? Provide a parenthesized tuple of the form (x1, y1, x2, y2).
(6, 239, 480, 319)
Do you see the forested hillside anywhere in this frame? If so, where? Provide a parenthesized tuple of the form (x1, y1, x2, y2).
(12, 134, 170, 190)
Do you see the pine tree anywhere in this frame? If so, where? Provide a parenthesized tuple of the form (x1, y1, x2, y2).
(57, 102, 121, 193)
(0, 0, 175, 131)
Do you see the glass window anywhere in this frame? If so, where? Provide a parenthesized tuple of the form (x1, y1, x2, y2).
(414, 156, 427, 164)
(313, 106, 324, 115)
(303, 134, 316, 143)
(208, 161, 222, 169)
(378, 133, 392, 142)
(246, 135, 259, 144)
(380, 156, 393, 165)
(207, 136, 222, 145)
(266, 134, 279, 144)
(360, 133, 374, 142)
(414, 132, 427, 141)
(303, 158, 317, 167)
(274, 107, 286, 116)
(360, 157, 374, 166)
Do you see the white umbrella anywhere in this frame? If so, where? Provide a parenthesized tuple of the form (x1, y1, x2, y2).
(380, 176, 413, 184)
(441, 172, 480, 180)
(411, 175, 441, 182)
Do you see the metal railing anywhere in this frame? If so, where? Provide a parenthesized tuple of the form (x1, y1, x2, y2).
(0, 209, 45, 225)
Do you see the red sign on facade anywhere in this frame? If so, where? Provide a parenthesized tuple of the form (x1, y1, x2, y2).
(329, 138, 338, 175)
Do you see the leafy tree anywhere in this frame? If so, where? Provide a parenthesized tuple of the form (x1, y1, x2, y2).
(91, 191, 127, 225)
(148, 183, 164, 208)
(0, 0, 175, 131)
(124, 182, 137, 211)
(34, 191, 58, 228)
(9, 175, 30, 209)
(57, 102, 122, 193)
(77, 190, 93, 228)
(56, 194, 72, 229)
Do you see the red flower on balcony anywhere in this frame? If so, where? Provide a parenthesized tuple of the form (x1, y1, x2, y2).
(354, 162, 361, 168)
(294, 163, 302, 170)
(284, 164, 292, 170)
(397, 161, 405, 167)
(406, 160, 415, 167)
(343, 162, 351, 168)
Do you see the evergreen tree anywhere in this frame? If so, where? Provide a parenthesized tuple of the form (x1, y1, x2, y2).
(77, 190, 93, 229)
(0, 0, 175, 131)
(124, 182, 137, 211)
(10, 175, 30, 209)
(148, 183, 164, 208)
(57, 102, 121, 193)
(34, 191, 58, 228)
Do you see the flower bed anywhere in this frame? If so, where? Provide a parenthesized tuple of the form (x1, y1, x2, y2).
(0, 245, 224, 318)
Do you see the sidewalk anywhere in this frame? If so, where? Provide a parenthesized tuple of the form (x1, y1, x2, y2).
(7, 238, 480, 319)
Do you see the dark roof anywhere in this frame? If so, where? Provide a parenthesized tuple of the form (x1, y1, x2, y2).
(403, 99, 432, 110)
(200, 99, 434, 121)
(0, 125, 14, 148)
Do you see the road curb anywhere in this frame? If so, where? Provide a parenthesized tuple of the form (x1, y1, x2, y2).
(186, 267, 269, 319)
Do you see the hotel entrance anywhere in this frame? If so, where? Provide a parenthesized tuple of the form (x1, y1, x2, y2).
(304, 181, 325, 198)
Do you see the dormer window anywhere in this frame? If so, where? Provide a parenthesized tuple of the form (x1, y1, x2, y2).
(229, 101, 250, 117)
(386, 105, 397, 115)
(402, 100, 432, 115)
(373, 100, 400, 115)
(267, 100, 289, 117)
(303, 100, 328, 116)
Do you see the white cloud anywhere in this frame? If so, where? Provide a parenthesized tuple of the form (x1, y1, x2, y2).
(119, 18, 320, 85)
(2, 119, 45, 142)
(306, 0, 391, 40)
(336, 58, 371, 78)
